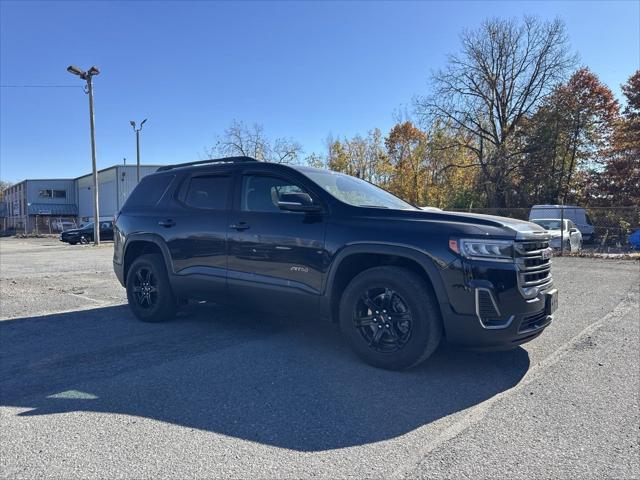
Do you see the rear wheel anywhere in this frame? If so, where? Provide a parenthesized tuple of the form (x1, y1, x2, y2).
(339, 266, 442, 370)
(126, 253, 177, 322)
(79, 235, 89, 244)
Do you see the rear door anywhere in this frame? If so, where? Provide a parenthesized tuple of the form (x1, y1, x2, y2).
(164, 170, 234, 301)
(227, 171, 327, 311)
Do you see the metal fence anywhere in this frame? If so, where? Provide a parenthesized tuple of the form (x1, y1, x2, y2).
(449, 206, 640, 254)
(2, 215, 79, 236)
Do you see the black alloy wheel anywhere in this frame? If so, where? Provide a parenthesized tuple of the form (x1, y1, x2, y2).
(339, 266, 442, 370)
(131, 267, 158, 310)
(354, 287, 413, 353)
(126, 253, 177, 322)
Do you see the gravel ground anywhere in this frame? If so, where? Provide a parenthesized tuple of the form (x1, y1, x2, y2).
(0, 237, 638, 479)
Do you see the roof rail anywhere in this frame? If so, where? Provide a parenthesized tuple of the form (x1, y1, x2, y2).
(157, 156, 259, 171)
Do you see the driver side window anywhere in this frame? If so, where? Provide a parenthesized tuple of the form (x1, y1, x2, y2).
(241, 175, 313, 213)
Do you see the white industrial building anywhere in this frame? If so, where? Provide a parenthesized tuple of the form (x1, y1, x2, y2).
(2, 163, 164, 233)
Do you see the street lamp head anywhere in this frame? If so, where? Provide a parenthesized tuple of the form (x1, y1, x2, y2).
(140, 118, 147, 128)
(130, 120, 136, 129)
(87, 66, 100, 76)
(67, 65, 86, 77)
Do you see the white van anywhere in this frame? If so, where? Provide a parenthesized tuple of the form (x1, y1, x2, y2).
(529, 205, 595, 241)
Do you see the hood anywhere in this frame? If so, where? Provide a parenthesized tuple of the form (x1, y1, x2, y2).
(440, 211, 550, 240)
(365, 208, 550, 240)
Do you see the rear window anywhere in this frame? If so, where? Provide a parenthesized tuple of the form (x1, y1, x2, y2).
(184, 175, 231, 210)
(123, 174, 174, 208)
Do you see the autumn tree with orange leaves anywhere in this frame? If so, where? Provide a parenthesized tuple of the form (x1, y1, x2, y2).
(519, 68, 619, 205)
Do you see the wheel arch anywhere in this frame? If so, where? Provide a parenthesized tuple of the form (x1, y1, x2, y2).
(122, 234, 173, 286)
(324, 243, 450, 323)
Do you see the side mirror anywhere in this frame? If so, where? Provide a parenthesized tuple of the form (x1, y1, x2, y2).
(277, 192, 321, 213)
(570, 228, 578, 233)
(277, 201, 321, 213)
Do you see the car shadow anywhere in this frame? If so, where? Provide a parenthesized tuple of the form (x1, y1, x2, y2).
(0, 304, 530, 451)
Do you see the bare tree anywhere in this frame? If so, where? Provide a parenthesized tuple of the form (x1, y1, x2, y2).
(272, 137, 303, 164)
(415, 16, 576, 206)
(207, 120, 303, 164)
(0, 180, 12, 201)
(208, 120, 270, 160)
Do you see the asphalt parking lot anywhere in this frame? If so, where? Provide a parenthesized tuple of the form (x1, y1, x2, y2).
(1, 237, 638, 479)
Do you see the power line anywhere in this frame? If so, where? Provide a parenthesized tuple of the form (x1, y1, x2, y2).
(0, 85, 82, 88)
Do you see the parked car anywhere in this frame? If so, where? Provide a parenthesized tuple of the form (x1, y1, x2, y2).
(529, 205, 594, 242)
(113, 157, 557, 370)
(530, 218, 582, 252)
(60, 221, 114, 244)
(628, 228, 640, 250)
(52, 219, 77, 232)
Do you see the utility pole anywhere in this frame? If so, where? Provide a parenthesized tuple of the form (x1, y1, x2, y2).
(67, 65, 101, 245)
(130, 119, 147, 183)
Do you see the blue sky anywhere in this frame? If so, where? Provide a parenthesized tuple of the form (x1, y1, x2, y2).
(1, 0, 638, 182)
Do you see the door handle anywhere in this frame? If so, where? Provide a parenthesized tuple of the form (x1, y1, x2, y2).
(230, 222, 250, 231)
(158, 219, 176, 228)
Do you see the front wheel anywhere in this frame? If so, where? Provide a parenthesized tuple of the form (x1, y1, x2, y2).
(126, 253, 177, 322)
(339, 266, 442, 370)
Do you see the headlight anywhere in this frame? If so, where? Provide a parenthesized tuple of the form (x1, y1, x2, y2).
(454, 238, 514, 262)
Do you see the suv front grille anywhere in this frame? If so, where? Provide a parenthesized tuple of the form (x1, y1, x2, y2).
(515, 239, 552, 289)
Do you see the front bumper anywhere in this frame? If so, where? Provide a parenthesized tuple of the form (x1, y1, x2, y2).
(439, 238, 555, 349)
(441, 289, 554, 349)
(113, 259, 125, 287)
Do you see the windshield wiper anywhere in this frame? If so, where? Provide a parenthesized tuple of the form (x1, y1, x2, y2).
(357, 204, 389, 209)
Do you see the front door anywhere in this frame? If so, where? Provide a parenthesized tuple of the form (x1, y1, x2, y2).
(227, 173, 327, 311)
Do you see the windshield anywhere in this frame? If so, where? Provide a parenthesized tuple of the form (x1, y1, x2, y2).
(300, 170, 417, 210)
(532, 219, 563, 230)
(81, 222, 94, 230)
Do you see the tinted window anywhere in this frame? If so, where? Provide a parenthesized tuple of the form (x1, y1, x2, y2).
(241, 175, 309, 212)
(124, 174, 174, 208)
(185, 175, 230, 210)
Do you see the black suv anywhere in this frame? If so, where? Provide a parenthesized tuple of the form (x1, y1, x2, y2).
(113, 157, 557, 369)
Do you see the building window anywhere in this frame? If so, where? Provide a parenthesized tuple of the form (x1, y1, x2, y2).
(38, 189, 66, 199)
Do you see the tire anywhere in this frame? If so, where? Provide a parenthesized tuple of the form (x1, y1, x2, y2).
(126, 253, 177, 323)
(79, 235, 89, 244)
(68, 241, 77, 245)
(339, 266, 443, 370)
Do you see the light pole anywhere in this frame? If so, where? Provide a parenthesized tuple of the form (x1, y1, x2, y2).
(67, 65, 101, 246)
(130, 119, 147, 183)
